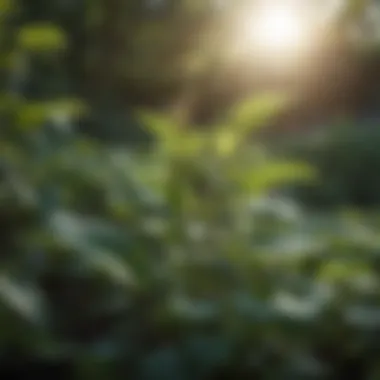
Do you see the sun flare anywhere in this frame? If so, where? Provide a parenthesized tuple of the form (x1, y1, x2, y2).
(242, 1, 310, 56)
(255, 5, 304, 50)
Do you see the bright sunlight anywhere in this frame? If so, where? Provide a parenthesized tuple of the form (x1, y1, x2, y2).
(252, 2, 306, 52)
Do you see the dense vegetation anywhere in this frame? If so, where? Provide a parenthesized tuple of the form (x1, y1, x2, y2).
(3, 1, 380, 379)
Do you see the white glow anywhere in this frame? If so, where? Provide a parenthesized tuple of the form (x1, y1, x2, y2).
(227, 0, 324, 69)
(253, 4, 304, 51)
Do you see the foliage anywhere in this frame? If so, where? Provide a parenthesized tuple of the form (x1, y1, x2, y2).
(4, 91, 380, 379)
(3, 1, 380, 380)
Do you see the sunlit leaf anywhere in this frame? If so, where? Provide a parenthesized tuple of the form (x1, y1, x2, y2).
(138, 111, 179, 142)
(228, 92, 290, 134)
(0, 0, 13, 15)
(16, 99, 87, 130)
(215, 130, 237, 157)
(236, 161, 316, 194)
(272, 291, 322, 321)
(18, 23, 67, 52)
(318, 260, 370, 283)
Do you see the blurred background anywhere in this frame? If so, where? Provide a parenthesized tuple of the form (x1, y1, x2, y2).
(3, 0, 380, 379)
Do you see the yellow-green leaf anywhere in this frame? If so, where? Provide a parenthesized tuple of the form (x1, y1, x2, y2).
(16, 98, 87, 129)
(236, 161, 316, 194)
(138, 110, 179, 142)
(0, 0, 14, 14)
(18, 23, 67, 52)
(215, 130, 238, 157)
(319, 260, 370, 283)
(228, 92, 290, 134)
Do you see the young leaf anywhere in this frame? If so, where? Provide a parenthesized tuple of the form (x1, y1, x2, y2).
(228, 92, 290, 134)
(17, 23, 67, 52)
(138, 110, 179, 143)
(235, 161, 316, 194)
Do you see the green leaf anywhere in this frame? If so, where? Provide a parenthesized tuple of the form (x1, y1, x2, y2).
(235, 161, 316, 194)
(16, 99, 87, 130)
(138, 111, 179, 143)
(48, 211, 137, 288)
(228, 92, 290, 134)
(272, 291, 322, 321)
(0, 0, 13, 14)
(318, 260, 370, 284)
(17, 23, 67, 52)
(82, 247, 138, 288)
(0, 274, 44, 323)
(215, 130, 238, 157)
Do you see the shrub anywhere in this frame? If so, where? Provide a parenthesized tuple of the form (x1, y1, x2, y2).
(3, 2, 380, 379)
(3, 88, 380, 379)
